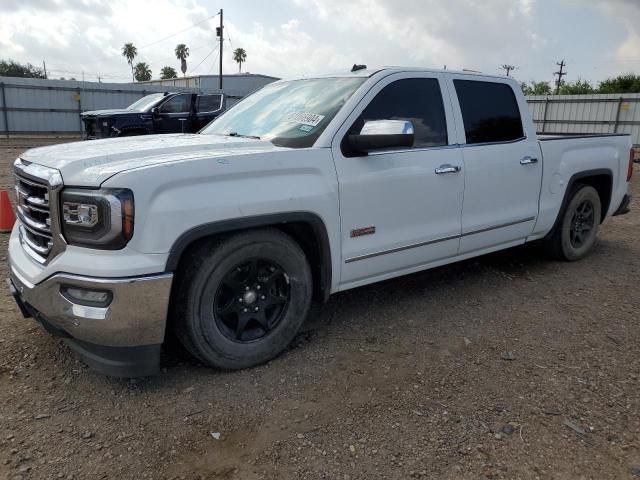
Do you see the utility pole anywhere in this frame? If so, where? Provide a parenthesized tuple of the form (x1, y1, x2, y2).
(554, 60, 567, 95)
(218, 9, 223, 90)
(42, 61, 47, 79)
(500, 64, 516, 77)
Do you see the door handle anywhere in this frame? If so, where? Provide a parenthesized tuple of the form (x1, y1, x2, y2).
(435, 164, 461, 175)
(520, 156, 538, 165)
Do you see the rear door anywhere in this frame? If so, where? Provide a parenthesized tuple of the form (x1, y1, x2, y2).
(194, 94, 224, 131)
(154, 94, 194, 133)
(332, 72, 465, 287)
(446, 76, 542, 254)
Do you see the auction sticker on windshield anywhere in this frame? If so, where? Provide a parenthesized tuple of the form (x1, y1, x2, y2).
(286, 112, 326, 127)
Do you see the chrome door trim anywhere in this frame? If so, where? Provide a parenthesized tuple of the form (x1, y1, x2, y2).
(344, 216, 535, 263)
(461, 216, 536, 237)
(345, 233, 460, 264)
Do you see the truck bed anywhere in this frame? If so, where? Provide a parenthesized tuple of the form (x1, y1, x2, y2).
(529, 132, 632, 241)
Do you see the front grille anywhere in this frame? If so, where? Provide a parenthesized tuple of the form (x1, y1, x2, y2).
(15, 173, 54, 260)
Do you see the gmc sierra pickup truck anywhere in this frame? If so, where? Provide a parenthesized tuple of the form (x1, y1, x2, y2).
(7, 67, 633, 376)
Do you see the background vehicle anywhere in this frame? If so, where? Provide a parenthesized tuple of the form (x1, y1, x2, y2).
(81, 92, 225, 139)
(7, 67, 633, 377)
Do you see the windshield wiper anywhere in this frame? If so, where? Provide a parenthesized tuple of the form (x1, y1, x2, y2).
(226, 132, 261, 140)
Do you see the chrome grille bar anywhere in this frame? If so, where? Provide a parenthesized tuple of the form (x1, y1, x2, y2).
(13, 158, 64, 264)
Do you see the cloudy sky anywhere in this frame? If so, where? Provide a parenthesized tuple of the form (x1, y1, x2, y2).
(1, 0, 639, 85)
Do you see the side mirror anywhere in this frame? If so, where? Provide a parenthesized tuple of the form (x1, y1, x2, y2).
(150, 107, 159, 116)
(348, 120, 414, 154)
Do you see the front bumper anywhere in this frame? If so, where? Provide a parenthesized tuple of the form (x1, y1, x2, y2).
(7, 265, 173, 377)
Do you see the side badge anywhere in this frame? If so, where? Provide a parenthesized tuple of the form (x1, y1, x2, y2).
(350, 226, 376, 238)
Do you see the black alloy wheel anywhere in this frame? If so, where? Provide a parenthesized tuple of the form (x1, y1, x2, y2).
(214, 258, 291, 342)
(173, 228, 312, 370)
(569, 199, 595, 249)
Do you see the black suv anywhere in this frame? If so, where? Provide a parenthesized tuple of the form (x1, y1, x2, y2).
(81, 92, 225, 139)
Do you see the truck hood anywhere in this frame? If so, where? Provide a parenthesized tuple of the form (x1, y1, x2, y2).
(20, 134, 287, 186)
(81, 109, 138, 117)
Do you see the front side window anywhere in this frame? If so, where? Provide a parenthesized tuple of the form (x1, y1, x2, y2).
(159, 94, 192, 114)
(201, 77, 366, 148)
(454, 80, 524, 144)
(347, 78, 448, 148)
(197, 94, 223, 113)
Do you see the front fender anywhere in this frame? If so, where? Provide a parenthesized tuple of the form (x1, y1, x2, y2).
(101, 148, 341, 292)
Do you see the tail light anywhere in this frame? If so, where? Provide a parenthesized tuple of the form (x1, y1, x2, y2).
(628, 148, 635, 182)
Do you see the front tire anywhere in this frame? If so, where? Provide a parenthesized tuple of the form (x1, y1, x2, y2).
(546, 184, 601, 261)
(173, 229, 312, 370)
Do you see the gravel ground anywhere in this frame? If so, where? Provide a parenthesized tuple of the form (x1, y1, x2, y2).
(0, 138, 639, 480)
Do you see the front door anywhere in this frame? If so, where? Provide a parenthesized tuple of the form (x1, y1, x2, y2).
(154, 93, 194, 133)
(447, 77, 543, 254)
(332, 73, 465, 288)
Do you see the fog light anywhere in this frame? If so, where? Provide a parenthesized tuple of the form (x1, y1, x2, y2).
(61, 286, 112, 308)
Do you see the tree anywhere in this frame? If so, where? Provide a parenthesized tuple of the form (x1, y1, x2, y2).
(134, 62, 152, 82)
(0, 59, 46, 79)
(174, 44, 190, 76)
(521, 81, 552, 96)
(558, 79, 594, 95)
(160, 66, 178, 79)
(598, 74, 640, 94)
(233, 48, 247, 73)
(122, 43, 137, 81)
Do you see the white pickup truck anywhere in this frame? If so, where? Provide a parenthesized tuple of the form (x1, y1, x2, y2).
(7, 67, 634, 376)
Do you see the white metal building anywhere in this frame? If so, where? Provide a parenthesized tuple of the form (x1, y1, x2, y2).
(139, 73, 279, 99)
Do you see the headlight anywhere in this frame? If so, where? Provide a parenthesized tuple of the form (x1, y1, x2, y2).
(61, 188, 134, 249)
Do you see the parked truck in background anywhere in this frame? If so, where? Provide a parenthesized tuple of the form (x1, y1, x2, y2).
(81, 92, 225, 139)
(7, 67, 634, 376)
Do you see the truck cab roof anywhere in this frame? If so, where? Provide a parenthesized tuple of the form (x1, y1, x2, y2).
(288, 66, 514, 82)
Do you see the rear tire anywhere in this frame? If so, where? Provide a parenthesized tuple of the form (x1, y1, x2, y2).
(173, 229, 312, 370)
(545, 184, 601, 261)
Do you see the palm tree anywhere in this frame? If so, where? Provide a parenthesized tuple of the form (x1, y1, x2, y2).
(233, 48, 247, 73)
(133, 62, 152, 82)
(160, 66, 178, 79)
(174, 44, 190, 77)
(121, 43, 137, 81)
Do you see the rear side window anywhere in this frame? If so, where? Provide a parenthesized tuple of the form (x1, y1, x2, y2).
(350, 78, 448, 148)
(197, 94, 222, 113)
(454, 80, 524, 144)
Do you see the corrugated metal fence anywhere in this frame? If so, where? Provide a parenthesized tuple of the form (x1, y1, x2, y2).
(2, 77, 640, 145)
(527, 93, 640, 146)
(0, 77, 207, 136)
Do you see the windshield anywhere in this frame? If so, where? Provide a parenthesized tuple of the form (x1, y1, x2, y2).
(201, 77, 366, 148)
(127, 93, 165, 111)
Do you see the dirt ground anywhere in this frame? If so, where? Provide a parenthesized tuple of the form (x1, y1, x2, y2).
(0, 138, 639, 480)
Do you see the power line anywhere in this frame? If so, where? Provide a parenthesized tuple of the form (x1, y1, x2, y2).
(138, 14, 218, 50)
(190, 45, 220, 74)
(210, 49, 220, 76)
(144, 42, 210, 67)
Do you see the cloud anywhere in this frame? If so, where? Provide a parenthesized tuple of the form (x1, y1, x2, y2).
(569, 0, 640, 74)
(222, 18, 351, 77)
(0, 0, 636, 85)
(290, 0, 540, 72)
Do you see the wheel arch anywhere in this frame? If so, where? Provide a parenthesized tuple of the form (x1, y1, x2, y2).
(547, 168, 613, 238)
(165, 212, 333, 302)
